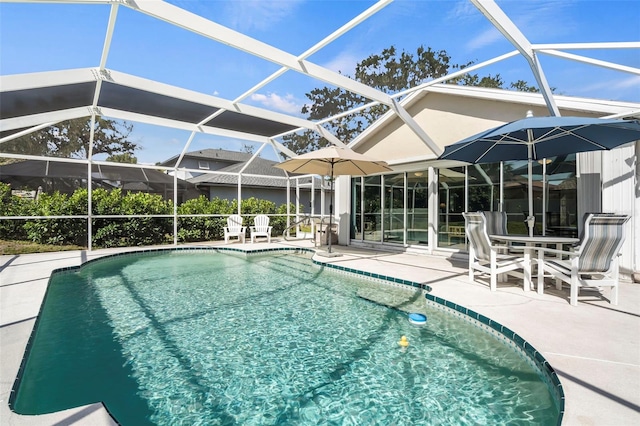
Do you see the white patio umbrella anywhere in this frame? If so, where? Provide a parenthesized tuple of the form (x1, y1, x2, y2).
(438, 114, 640, 236)
(274, 146, 392, 253)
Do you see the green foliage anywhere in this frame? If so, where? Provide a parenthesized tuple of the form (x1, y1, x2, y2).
(284, 45, 457, 154)
(240, 197, 276, 216)
(92, 189, 173, 248)
(271, 202, 300, 236)
(1, 182, 301, 249)
(282, 44, 536, 154)
(355, 46, 452, 91)
(510, 80, 546, 93)
(23, 189, 88, 246)
(2, 117, 137, 159)
(177, 196, 233, 242)
(176, 197, 301, 242)
(452, 72, 504, 88)
(0, 182, 32, 240)
(107, 152, 138, 163)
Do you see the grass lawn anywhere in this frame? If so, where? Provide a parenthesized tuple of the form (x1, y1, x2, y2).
(0, 240, 85, 255)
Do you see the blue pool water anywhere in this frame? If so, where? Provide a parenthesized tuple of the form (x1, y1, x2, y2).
(13, 250, 559, 425)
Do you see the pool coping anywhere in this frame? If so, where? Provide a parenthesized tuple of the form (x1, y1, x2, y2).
(8, 246, 563, 424)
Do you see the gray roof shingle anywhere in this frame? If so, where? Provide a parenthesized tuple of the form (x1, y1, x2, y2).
(179, 149, 316, 188)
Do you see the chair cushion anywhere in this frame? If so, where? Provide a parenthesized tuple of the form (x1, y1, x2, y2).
(545, 259, 572, 275)
(483, 211, 508, 235)
(579, 215, 628, 272)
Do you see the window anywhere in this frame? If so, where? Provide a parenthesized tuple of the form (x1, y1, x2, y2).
(438, 167, 466, 249)
(383, 173, 405, 244)
(407, 171, 428, 245)
(351, 177, 362, 240)
(363, 175, 382, 242)
(198, 161, 209, 170)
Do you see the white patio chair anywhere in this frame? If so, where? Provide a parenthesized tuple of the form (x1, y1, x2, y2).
(250, 214, 272, 243)
(224, 214, 245, 244)
(536, 213, 630, 306)
(463, 212, 524, 291)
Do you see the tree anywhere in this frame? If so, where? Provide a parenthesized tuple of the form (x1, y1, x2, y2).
(451, 72, 504, 89)
(241, 143, 256, 155)
(282, 45, 529, 154)
(3, 117, 138, 159)
(510, 80, 542, 93)
(284, 46, 461, 154)
(107, 153, 138, 164)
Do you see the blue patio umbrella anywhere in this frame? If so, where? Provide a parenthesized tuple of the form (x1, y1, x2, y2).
(438, 115, 640, 235)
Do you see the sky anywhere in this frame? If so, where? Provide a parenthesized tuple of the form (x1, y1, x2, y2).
(1, 0, 639, 164)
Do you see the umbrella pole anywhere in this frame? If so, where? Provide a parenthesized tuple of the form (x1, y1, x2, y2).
(527, 132, 534, 237)
(328, 163, 334, 253)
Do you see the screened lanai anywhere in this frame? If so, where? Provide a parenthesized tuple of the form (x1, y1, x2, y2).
(1, 0, 639, 255)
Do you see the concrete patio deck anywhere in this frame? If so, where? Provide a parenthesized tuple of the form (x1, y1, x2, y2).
(1, 240, 639, 425)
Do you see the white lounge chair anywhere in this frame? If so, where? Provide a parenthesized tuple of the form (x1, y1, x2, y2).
(250, 214, 272, 243)
(224, 214, 245, 244)
(463, 212, 524, 291)
(536, 213, 630, 306)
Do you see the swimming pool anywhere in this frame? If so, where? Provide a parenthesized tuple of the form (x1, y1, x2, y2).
(12, 248, 561, 425)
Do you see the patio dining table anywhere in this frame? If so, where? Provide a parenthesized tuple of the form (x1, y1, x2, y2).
(490, 234, 579, 293)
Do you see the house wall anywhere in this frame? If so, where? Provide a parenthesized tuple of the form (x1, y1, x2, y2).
(600, 144, 637, 278)
(350, 88, 639, 279)
(357, 92, 601, 162)
(207, 187, 322, 214)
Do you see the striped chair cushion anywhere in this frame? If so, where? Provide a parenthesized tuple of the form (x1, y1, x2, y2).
(579, 215, 628, 273)
(483, 211, 508, 236)
(464, 212, 491, 261)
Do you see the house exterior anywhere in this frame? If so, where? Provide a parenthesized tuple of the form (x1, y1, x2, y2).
(160, 149, 324, 212)
(332, 84, 639, 280)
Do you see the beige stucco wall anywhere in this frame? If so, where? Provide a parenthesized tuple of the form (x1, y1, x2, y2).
(355, 90, 604, 163)
(350, 86, 639, 278)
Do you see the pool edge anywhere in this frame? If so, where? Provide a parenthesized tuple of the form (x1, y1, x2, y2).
(10, 246, 564, 425)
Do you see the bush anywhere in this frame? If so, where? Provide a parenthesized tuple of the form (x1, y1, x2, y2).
(0, 183, 32, 240)
(1, 182, 303, 248)
(92, 189, 173, 248)
(271, 203, 299, 236)
(23, 189, 88, 246)
(177, 196, 232, 242)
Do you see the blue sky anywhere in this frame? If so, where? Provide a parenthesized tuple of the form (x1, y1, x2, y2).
(1, 0, 639, 164)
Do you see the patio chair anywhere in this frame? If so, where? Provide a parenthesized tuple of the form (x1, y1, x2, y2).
(536, 213, 630, 306)
(224, 214, 246, 244)
(482, 210, 513, 251)
(463, 212, 525, 291)
(482, 211, 508, 236)
(250, 214, 272, 243)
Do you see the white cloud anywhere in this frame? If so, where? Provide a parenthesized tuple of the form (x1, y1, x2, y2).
(465, 28, 504, 51)
(459, 1, 578, 52)
(577, 75, 640, 100)
(225, 0, 303, 31)
(250, 92, 302, 114)
(447, 0, 480, 23)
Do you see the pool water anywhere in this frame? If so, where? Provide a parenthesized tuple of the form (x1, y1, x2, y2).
(13, 250, 559, 425)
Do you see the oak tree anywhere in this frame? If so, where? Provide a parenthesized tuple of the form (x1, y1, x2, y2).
(283, 45, 531, 154)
